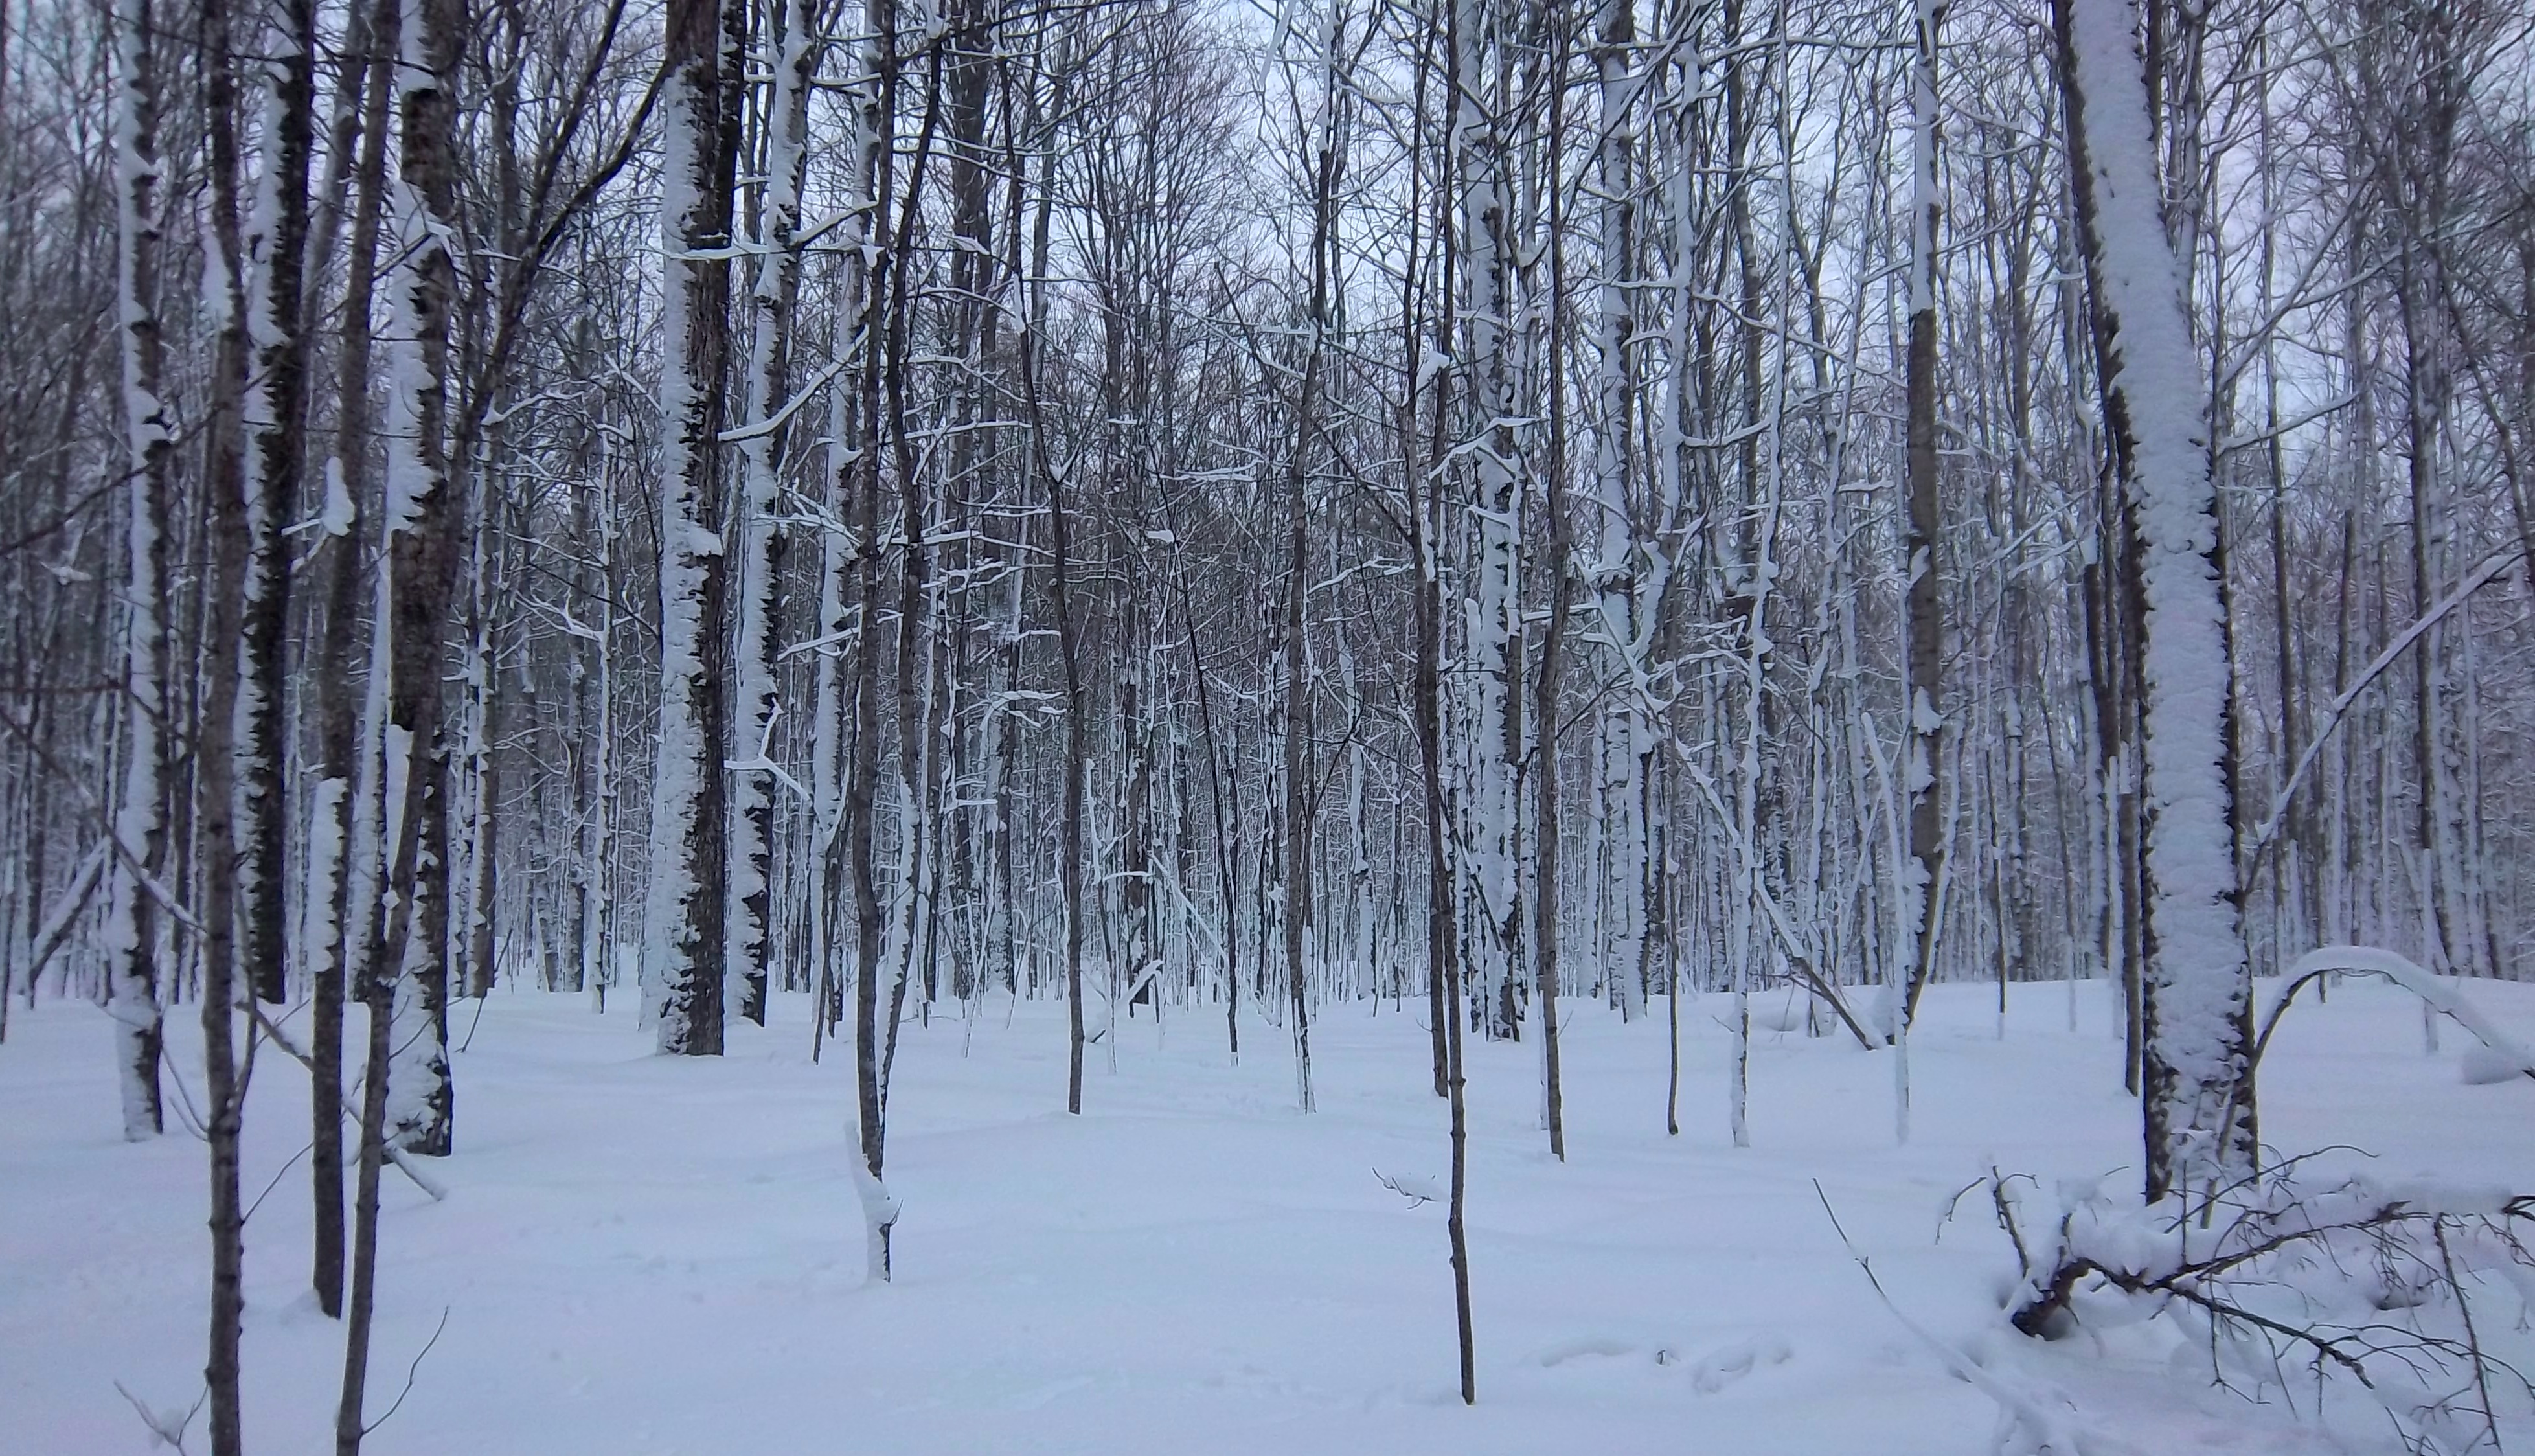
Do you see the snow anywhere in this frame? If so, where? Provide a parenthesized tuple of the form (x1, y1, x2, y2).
(8, 977, 2532, 1453)
(320, 460, 355, 538)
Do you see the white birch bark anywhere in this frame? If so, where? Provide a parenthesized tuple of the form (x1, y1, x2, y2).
(728, 0, 818, 1022)
(376, 0, 464, 1152)
(103, 0, 170, 1142)
(644, 0, 737, 1056)
(1454, 0, 1521, 1039)
(1588, 0, 1648, 1026)
(237, 0, 311, 1012)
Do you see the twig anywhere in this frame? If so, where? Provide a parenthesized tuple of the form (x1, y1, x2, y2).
(245, 1002, 448, 1202)
(363, 1306, 451, 1437)
(242, 1141, 315, 1227)
(1375, 1168, 1438, 1207)
(1813, 1181, 2126, 1454)
(113, 1378, 203, 1454)
(459, 990, 491, 1053)
(2433, 1222, 2504, 1455)
(156, 1041, 212, 1142)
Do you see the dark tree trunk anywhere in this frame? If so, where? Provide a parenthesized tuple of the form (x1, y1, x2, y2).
(198, 0, 256, 1444)
(239, 0, 314, 1010)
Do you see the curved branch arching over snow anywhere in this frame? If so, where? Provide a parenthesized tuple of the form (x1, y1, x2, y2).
(2258, 946, 2535, 1083)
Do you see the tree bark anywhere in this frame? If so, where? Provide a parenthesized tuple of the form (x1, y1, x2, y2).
(198, 0, 256, 1442)
(1900, 0, 1945, 1031)
(103, 0, 172, 1144)
(644, 0, 740, 1056)
(238, 0, 313, 1011)
(2058, 0, 2256, 1203)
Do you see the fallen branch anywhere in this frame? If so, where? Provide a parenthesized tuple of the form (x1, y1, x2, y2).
(247, 1003, 448, 1202)
(1376, 1168, 1442, 1207)
(2245, 549, 2523, 878)
(21, 841, 106, 991)
(1816, 1181, 2132, 1455)
(1994, 1161, 2535, 1448)
(1676, 762, 1885, 1050)
(113, 1378, 204, 1455)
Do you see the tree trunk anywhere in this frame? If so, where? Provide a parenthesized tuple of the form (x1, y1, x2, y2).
(728, 0, 817, 1029)
(372, 0, 468, 1159)
(1532, 12, 1573, 1160)
(1415, 0, 1473, 1384)
(2058, 0, 2256, 1203)
(198, 0, 256, 1442)
(1900, 0, 1944, 1033)
(238, 0, 313, 1011)
(103, 0, 172, 1144)
(644, 0, 739, 1056)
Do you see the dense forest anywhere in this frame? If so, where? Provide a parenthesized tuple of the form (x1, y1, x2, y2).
(2, 0, 2532, 1448)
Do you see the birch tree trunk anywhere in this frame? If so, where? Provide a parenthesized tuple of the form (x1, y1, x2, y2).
(1455, 0, 1522, 1043)
(102, 0, 171, 1144)
(239, 0, 313, 1012)
(373, 0, 469, 1157)
(728, 0, 817, 1029)
(646, 0, 739, 1056)
(1587, 0, 1652, 1032)
(304, 0, 391, 1317)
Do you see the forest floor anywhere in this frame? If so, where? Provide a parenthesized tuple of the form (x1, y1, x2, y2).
(5, 973, 2532, 1455)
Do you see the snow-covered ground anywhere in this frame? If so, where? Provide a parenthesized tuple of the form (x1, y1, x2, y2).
(5, 975, 2530, 1454)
